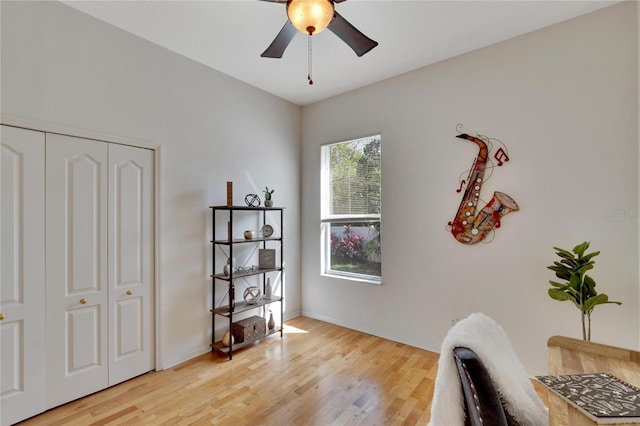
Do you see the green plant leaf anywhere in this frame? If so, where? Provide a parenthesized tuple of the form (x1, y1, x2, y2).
(559, 257, 577, 265)
(583, 293, 621, 314)
(548, 288, 570, 301)
(573, 241, 590, 256)
(569, 273, 582, 291)
(553, 247, 574, 257)
(575, 264, 594, 276)
(549, 280, 568, 289)
(556, 251, 577, 261)
(547, 264, 571, 281)
(583, 275, 597, 294)
(548, 264, 569, 271)
(582, 251, 600, 262)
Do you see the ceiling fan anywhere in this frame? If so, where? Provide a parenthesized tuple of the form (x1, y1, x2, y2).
(260, 0, 378, 59)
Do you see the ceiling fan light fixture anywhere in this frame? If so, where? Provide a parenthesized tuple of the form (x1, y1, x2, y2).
(287, 0, 334, 35)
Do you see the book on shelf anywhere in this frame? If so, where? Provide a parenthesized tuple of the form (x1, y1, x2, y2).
(536, 373, 640, 424)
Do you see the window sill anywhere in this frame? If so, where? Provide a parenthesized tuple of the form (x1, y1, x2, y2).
(322, 271, 382, 285)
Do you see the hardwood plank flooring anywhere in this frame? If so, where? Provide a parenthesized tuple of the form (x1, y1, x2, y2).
(18, 316, 547, 425)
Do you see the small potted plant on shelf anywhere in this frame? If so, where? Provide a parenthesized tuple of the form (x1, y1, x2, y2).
(546, 241, 621, 341)
(263, 186, 274, 207)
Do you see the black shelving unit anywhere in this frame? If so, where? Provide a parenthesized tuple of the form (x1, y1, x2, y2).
(209, 205, 284, 359)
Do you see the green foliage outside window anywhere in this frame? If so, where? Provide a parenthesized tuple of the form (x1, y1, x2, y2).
(324, 136, 381, 280)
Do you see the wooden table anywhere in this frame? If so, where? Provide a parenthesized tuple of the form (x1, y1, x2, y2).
(547, 335, 640, 425)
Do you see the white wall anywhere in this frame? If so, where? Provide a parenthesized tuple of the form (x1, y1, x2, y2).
(1, 1, 302, 368)
(301, 1, 639, 375)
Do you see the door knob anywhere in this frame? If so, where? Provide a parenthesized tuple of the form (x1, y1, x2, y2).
(126, 290, 133, 295)
(0, 313, 5, 320)
(80, 298, 87, 304)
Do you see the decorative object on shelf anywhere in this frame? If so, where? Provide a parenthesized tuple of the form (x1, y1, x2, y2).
(259, 249, 276, 269)
(263, 186, 274, 207)
(268, 311, 275, 330)
(243, 286, 262, 304)
(223, 257, 237, 276)
(231, 315, 266, 343)
(547, 241, 621, 341)
(245, 193, 261, 207)
(446, 125, 519, 245)
(264, 277, 273, 300)
(226, 181, 233, 207)
(237, 265, 259, 274)
(244, 230, 254, 240)
(260, 224, 274, 238)
(222, 330, 234, 347)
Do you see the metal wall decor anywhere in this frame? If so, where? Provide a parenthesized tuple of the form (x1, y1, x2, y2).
(447, 125, 519, 244)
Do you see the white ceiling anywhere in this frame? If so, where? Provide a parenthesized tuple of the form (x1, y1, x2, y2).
(62, 0, 620, 106)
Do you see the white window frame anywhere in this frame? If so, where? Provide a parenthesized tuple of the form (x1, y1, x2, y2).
(320, 135, 381, 284)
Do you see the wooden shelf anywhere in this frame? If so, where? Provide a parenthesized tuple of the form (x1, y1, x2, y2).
(210, 297, 283, 316)
(211, 268, 282, 281)
(211, 327, 282, 353)
(209, 205, 284, 211)
(211, 237, 282, 245)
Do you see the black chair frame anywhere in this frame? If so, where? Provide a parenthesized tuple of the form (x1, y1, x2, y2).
(453, 346, 519, 426)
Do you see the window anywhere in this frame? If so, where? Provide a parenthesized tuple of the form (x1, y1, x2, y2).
(321, 135, 381, 283)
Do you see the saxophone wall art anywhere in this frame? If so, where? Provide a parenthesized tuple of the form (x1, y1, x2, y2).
(447, 127, 519, 245)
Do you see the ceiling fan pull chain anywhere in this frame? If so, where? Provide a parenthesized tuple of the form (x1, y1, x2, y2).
(307, 34, 313, 85)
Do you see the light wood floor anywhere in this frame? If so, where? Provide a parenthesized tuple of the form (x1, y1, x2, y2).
(19, 316, 548, 425)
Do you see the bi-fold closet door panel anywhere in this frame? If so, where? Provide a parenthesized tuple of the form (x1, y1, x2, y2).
(45, 133, 155, 409)
(108, 143, 155, 387)
(45, 133, 110, 408)
(0, 125, 46, 426)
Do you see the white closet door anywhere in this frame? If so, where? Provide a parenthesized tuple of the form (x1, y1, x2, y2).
(46, 133, 109, 409)
(0, 126, 46, 425)
(108, 143, 154, 385)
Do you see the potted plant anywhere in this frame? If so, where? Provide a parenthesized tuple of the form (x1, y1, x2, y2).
(263, 186, 274, 207)
(547, 241, 621, 341)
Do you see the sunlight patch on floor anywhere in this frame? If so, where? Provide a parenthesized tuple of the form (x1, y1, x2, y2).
(283, 325, 309, 334)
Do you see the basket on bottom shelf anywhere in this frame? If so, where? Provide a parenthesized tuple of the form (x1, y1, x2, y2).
(231, 315, 266, 343)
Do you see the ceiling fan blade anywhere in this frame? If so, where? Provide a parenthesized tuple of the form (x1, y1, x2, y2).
(328, 10, 378, 57)
(261, 20, 297, 58)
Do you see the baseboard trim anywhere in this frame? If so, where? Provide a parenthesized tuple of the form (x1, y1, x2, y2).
(300, 310, 441, 354)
